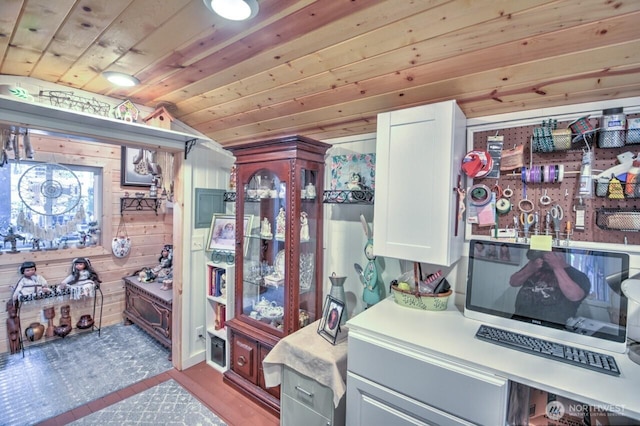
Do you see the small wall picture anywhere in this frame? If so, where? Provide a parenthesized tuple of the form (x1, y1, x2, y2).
(121, 146, 156, 186)
(317, 295, 345, 345)
(208, 214, 252, 254)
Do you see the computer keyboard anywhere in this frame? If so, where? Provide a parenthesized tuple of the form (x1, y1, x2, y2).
(475, 324, 620, 376)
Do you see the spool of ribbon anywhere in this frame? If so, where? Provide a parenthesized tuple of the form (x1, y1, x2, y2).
(568, 115, 598, 142)
(495, 198, 511, 215)
(469, 184, 492, 206)
(461, 150, 493, 178)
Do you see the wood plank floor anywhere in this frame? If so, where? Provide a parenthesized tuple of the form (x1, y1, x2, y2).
(38, 362, 279, 426)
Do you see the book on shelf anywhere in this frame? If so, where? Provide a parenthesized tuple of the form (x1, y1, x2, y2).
(214, 303, 226, 330)
(214, 268, 225, 298)
(208, 265, 226, 298)
(208, 265, 215, 296)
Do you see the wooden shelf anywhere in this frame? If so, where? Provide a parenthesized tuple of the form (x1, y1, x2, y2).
(120, 197, 161, 215)
(322, 189, 374, 204)
(17, 284, 103, 356)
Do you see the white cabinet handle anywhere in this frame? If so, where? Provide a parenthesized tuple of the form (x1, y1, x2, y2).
(295, 385, 313, 398)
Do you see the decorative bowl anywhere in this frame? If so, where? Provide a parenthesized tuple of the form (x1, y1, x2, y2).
(390, 284, 452, 311)
(25, 322, 45, 341)
(54, 324, 72, 337)
(262, 305, 284, 320)
(76, 314, 94, 329)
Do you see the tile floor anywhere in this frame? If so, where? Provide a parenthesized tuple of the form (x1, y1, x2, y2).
(2, 322, 278, 426)
(0, 323, 172, 425)
(68, 380, 226, 425)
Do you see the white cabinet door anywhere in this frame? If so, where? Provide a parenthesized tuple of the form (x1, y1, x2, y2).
(374, 100, 466, 266)
(347, 372, 475, 426)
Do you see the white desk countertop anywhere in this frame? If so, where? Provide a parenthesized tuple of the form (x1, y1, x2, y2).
(347, 297, 640, 421)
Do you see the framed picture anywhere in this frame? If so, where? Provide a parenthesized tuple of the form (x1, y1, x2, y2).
(317, 295, 345, 345)
(121, 146, 156, 186)
(329, 153, 376, 190)
(208, 214, 253, 254)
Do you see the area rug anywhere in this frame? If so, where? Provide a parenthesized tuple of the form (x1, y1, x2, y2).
(69, 379, 227, 425)
(0, 323, 172, 426)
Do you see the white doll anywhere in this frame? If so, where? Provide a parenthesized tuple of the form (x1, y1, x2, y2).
(261, 217, 273, 238)
(275, 207, 286, 239)
(300, 212, 310, 241)
(60, 257, 101, 299)
(12, 261, 50, 302)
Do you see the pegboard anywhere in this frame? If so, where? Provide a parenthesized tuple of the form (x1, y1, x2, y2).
(468, 113, 640, 246)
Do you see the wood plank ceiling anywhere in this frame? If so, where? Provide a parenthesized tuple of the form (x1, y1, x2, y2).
(1, 0, 639, 147)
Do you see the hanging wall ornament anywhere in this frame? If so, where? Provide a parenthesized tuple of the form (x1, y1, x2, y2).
(23, 129, 34, 159)
(18, 163, 81, 216)
(112, 217, 131, 258)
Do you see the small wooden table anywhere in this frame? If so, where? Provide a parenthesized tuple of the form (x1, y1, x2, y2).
(123, 276, 172, 360)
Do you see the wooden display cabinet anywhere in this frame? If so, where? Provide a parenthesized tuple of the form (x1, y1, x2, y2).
(223, 135, 330, 414)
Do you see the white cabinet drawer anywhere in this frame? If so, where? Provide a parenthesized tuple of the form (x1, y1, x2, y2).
(347, 372, 474, 426)
(348, 335, 508, 425)
(282, 366, 333, 418)
(281, 394, 331, 426)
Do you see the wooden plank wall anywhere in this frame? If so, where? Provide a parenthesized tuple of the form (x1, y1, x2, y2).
(0, 133, 173, 354)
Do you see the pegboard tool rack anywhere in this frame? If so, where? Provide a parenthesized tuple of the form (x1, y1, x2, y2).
(467, 110, 640, 248)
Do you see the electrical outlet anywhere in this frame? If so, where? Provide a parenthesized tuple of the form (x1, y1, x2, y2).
(195, 326, 204, 340)
(191, 235, 204, 251)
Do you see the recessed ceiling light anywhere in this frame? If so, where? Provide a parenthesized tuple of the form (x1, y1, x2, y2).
(203, 0, 259, 21)
(102, 71, 140, 87)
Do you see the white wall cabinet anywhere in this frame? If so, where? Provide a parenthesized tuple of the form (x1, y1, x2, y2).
(374, 100, 467, 266)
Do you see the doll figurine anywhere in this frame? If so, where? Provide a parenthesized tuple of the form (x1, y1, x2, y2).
(300, 212, 310, 242)
(260, 217, 273, 238)
(60, 257, 101, 299)
(275, 207, 286, 239)
(153, 244, 173, 278)
(12, 261, 50, 302)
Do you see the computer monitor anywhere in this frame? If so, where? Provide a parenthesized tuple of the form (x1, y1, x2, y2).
(464, 239, 629, 353)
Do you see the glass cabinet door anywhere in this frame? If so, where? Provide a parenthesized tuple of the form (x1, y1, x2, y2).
(241, 168, 287, 332)
(298, 168, 319, 328)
